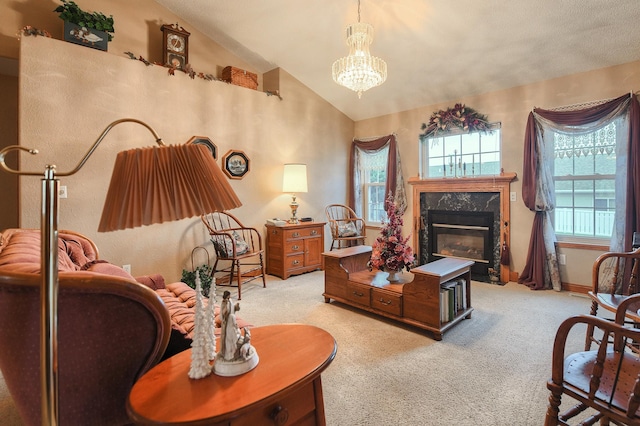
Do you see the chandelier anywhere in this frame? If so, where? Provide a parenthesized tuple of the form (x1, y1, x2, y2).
(332, 0, 387, 98)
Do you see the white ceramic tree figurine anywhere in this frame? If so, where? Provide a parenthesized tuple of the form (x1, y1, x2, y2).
(205, 277, 217, 360)
(188, 274, 213, 379)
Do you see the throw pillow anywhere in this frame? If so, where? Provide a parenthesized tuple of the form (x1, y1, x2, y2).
(135, 274, 166, 290)
(81, 260, 136, 281)
(338, 222, 359, 237)
(211, 231, 250, 257)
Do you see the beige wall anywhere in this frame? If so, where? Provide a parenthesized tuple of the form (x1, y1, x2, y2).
(356, 60, 640, 288)
(17, 34, 353, 281)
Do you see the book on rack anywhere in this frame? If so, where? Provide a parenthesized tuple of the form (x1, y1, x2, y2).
(440, 278, 467, 322)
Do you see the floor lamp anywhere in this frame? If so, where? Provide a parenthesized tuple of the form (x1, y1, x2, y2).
(0, 118, 242, 426)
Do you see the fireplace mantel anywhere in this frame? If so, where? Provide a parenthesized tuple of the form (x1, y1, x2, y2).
(408, 172, 517, 283)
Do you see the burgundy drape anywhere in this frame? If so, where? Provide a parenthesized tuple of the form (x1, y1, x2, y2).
(348, 135, 398, 212)
(626, 97, 640, 252)
(519, 93, 639, 289)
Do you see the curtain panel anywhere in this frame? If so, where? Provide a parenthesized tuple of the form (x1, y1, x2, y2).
(519, 93, 639, 290)
(348, 134, 406, 215)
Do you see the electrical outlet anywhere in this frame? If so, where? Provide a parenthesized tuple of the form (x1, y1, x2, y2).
(510, 191, 516, 202)
(558, 254, 566, 265)
(59, 186, 67, 199)
(122, 264, 131, 274)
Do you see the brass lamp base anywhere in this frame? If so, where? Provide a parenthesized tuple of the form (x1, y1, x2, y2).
(289, 194, 299, 224)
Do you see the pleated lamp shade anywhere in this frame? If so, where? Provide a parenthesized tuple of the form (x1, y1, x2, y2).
(98, 143, 242, 232)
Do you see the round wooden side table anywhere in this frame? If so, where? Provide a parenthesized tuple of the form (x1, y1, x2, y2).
(127, 323, 337, 425)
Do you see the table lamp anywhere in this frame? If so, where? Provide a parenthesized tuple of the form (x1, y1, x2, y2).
(0, 118, 242, 425)
(282, 163, 307, 224)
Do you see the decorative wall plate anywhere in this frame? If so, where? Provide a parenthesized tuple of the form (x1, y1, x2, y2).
(222, 150, 250, 179)
(186, 136, 217, 160)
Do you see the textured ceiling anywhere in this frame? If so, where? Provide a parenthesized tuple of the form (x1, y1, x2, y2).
(154, 0, 640, 121)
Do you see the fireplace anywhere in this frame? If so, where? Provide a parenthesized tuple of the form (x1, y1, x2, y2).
(428, 210, 493, 277)
(408, 173, 516, 283)
(418, 191, 502, 282)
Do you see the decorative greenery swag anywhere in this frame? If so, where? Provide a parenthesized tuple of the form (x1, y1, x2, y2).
(420, 103, 492, 138)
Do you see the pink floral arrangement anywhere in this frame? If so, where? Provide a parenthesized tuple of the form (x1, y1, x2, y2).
(368, 193, 415, 272)
(420, 103, 492, 138)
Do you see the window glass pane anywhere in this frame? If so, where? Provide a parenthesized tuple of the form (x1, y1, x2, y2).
(479, 152, 500, 175)
(429, 156, 446, 178)
(480, 131, 500, 152)
(554, 155, 573, 176)
(367, 184, 386, 223)
(574, 180, 594, 207)
(573, 154, 593, 176)
(361, 147, 389, 223)
(421, 126, 501, 178)
(595, 154, 615, 174)
(461, 133, 479, 153)
(428, 137, 445, 156)
(552, 121, 618, 240)
(444, 135, 461, 157)
(554, 180, 573, 208)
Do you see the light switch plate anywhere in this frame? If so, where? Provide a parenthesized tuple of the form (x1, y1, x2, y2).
(510, 191, 516, 202)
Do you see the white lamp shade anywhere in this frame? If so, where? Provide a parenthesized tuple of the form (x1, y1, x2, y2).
(282, 163, 308, 193)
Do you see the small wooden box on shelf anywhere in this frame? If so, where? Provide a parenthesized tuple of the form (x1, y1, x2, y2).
(265, 222, 325, 280)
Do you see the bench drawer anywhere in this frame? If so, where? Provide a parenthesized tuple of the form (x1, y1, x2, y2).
(371, 288, 402, 316)
(345, 281, 370, 306)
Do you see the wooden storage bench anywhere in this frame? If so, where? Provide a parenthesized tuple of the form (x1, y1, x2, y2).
(323, 246, 474, 340)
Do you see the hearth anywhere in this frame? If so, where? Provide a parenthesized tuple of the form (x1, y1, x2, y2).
(427, 210, 493, 278)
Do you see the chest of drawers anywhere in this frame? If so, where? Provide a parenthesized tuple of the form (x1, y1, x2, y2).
(266, 222, 325, 280)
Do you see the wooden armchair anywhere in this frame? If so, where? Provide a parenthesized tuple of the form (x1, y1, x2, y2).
(325, 204, 366, 250)
(201, 212, 266, 300)
(585, 247, 640, 352)
(545, 294, 640, 425)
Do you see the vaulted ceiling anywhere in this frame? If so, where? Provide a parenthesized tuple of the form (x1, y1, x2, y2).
(154, 0, 640, 121)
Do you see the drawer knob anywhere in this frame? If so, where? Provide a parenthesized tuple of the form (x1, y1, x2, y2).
(292, 260, 300, 265)
(270, 405, 289, 425)
(353, 291, 364, 297)
(379, 298, 392, 306)
(292, 245, 300, 250)
(292, 232, 300, 237)
(311, 230, 317, 235)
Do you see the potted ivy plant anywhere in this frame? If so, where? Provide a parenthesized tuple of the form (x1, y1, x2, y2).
(181, 264, 214, 297)
(54, 0, 114, 51)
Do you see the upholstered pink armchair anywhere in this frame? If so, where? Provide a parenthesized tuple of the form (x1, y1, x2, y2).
(0, 269, 171, 425)
(0, 272, 171, 425)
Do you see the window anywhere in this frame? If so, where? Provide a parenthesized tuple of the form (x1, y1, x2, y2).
(361, 146, 388, 225)
(419, 125, 501, 178)
(553, 123, 618, 241)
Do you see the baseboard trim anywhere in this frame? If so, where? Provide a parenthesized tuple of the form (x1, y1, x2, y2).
(561, 282, 589, 294)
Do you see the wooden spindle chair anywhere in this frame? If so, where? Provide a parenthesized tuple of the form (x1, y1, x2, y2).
(200, 212, 266, 300)
(585, 247, 640, 353)
(325, 204, 366, 250)
(545, 294, 640, 425)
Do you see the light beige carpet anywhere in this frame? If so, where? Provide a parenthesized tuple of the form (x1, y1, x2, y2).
(0, 271, 594, 425)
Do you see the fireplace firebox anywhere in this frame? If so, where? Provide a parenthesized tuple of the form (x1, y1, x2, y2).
(427, 210, 493, 278)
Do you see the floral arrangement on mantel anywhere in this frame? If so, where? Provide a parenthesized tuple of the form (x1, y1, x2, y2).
(420, 103, 492, 138)
(368, 193, 415, 278)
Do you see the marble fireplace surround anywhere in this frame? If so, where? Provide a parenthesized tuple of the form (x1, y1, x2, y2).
(408, 173, 517, 283)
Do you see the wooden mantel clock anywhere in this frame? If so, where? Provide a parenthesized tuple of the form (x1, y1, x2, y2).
(161, 23, 190, 70)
